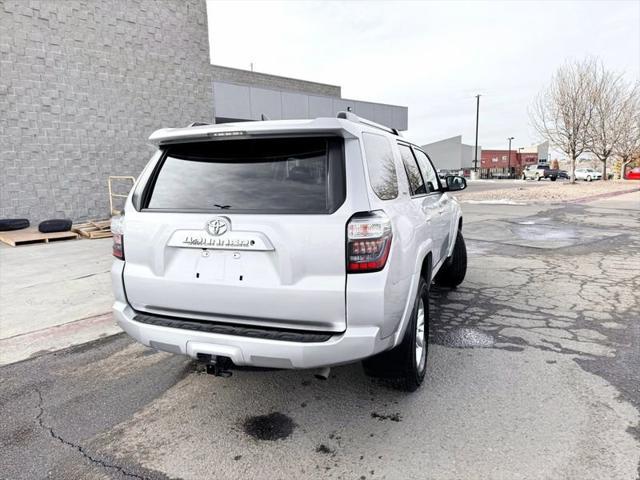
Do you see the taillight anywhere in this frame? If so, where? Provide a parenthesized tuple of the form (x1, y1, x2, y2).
(347, 211, 392, 273)
(111, 215, 125, 260)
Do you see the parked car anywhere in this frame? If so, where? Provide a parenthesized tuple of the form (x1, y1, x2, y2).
(625, 167, 640, 180)
(522, 164, 558, 181)
(574, 168, 602, 181)
(111, 112, 468, 392)
(558, 170, 570, 180)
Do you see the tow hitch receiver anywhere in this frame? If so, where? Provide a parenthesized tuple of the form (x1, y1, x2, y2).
(197, 353, 233, 377)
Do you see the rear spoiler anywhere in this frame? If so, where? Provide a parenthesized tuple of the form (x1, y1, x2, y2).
(149, 118, 359, 146)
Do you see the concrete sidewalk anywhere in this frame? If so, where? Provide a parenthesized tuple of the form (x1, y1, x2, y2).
(0, 238, 119, 365)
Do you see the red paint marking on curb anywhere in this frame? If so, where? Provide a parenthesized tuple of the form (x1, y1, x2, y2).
(568, 187, 640, 204)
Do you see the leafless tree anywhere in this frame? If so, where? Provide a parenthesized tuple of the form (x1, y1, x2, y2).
(613, 84, 640, 179)
(586, 65, 638, 180)
(530, 58, 599, 183)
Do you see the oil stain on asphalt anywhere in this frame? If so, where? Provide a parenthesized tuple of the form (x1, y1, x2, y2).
(243, 412, 295, 441)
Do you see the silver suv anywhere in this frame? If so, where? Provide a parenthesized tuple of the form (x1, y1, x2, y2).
(111, 112, 467, 391)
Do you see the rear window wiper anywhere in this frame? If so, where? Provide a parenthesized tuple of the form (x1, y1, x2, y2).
(214, 204, 231, 209)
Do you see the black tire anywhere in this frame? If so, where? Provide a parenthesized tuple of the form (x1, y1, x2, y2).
(362, 278, 429, 392)
(536, 175, 542, 181)
(521, 174, 526, 180)
(38, 219, 72, 233)
(0, 218, 30, 231)
(550, 176, 557, 182)
(434, 230, 467, 288)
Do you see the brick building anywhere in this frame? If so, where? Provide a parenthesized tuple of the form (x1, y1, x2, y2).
(480, 141, 549, 173)
(481, 149, 538, 169)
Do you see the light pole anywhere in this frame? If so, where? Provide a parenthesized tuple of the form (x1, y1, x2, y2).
(507, 137, 514, 178)
(474, 95, 481, 172)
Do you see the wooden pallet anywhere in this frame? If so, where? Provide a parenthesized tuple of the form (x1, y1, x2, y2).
(72, 220, 112, 239)
(0, 228, 78, 247)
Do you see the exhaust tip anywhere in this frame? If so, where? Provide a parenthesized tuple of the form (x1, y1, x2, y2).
(314, 367, 331, 381)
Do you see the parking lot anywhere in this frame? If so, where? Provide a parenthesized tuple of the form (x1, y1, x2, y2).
(1, 183, 639, 480)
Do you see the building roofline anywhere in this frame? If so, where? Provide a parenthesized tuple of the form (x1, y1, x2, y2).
(340, 96, 408, 110)
(211, 64, 341, 95)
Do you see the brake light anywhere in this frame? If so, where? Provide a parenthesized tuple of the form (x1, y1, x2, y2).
(347, 211, 392, 273)
(111, 215, 125, 260)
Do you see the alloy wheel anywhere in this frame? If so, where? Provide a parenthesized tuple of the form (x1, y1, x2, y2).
(415, 298, 427, 371)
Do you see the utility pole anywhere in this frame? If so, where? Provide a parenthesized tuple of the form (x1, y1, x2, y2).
(474, 94, 481, 172)
(507, 136, 514, 178)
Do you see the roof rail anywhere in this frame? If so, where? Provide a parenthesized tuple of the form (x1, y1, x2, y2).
(336, 111, 402, 137)
(188, 122, 211, 127)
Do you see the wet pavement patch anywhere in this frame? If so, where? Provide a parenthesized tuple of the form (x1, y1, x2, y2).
(434, 327, 495, 348)
(464, 218, 621, 249)
(243, 412, 295, 441)
(512, 224, 577, 242)
(371, 412, 402, 422)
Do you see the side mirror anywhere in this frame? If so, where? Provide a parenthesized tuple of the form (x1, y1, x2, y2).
(445, 175, 467, 191)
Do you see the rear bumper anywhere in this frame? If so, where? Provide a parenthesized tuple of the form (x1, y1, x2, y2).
(112, 300, 392, 369)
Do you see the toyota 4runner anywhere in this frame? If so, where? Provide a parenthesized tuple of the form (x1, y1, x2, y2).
(111, 112, 467, 391)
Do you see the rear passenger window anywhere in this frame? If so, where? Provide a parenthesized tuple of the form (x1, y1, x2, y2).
(398, 144, 426, 195)
(362, 133, 398, 200)
(413, 149, 440, 193)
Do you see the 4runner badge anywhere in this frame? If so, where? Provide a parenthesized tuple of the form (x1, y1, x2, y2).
(206, 217, 230, 236)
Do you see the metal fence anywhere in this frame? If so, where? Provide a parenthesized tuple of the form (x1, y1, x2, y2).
(478, 167, 521, 179)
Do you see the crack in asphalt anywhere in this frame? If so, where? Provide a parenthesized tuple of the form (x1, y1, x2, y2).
(432, 203, 640, 476)
(34, 388, 151, 480)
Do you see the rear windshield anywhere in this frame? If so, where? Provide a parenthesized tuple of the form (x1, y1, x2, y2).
(144, 137, 345, 213)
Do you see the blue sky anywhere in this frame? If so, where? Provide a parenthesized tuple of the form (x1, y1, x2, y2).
(206, 0, 640, 151)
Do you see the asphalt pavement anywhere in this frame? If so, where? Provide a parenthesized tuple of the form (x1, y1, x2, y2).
(1, 191, 638, 480)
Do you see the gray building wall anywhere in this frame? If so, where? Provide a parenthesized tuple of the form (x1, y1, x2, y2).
(213, 81, 408, 130)
(422, 135, 480, 171)
(422, 136, 463, 170)
(0, 0, 214, 222)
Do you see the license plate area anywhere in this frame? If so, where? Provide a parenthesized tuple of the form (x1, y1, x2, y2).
(167, 229, 274, 251)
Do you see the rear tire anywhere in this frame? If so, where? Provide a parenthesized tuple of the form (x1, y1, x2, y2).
(362, 278, 429, 392)
(434, 230, 467, 288)
(550, 176, 557, 182)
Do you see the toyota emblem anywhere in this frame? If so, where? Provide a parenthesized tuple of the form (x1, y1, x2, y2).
(206, 217, 230, 236)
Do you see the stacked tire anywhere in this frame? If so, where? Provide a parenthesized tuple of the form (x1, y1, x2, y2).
(0, 218, 73, 233)
(0, 219, 30, 231)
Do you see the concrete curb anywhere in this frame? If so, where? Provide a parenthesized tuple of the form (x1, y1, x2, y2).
(568, 187, 640, 204)
(0, 313, 121, 366)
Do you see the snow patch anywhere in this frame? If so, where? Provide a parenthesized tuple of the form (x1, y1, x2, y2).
(461, 199, 527, 205)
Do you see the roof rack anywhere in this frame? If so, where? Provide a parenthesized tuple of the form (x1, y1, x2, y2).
(188, 122, 211, 127)
(337, 111, 402, 137)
